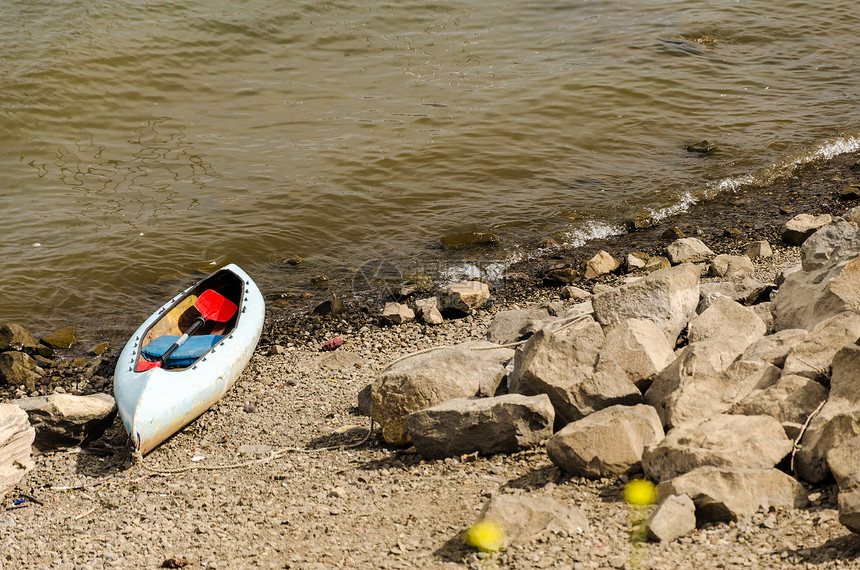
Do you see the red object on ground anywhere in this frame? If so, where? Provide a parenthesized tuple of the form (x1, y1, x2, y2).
(320, 336, 343, 352)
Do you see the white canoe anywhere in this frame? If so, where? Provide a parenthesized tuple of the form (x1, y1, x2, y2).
(114, 264, 265, 454)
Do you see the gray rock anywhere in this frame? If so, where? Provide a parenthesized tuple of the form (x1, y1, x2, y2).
(741, 329, 808, 367)
(730, 374, 828, 425)
(644, 255, 671, 272)
(744, 240, 773, 258)
(656, 467, 808, 523)
(642, 414, 792, 483)
(414, 297, 443, 325)
(709, 254, 755, 279)
(698, 278, 771, 309)
(598, 319, 675, 391)
(773, 221, 860, 330)
(13, 393, 116, 452)
(666, 238, 714, 265)
(478, 494, 589, 548)
(0, 352, 45, 391)
(647, 494, 696, 542)
(592, 263, 700, 344)
(838, 487, 860, 534)
(645, 339, 750, 428)
(559, 286, 591, 301)
(782, 213, 833, 245)
(371, 341, 514, 445)
(487, 305, 555, 345)
(751, 302, 775, 333)
(0, 323, 39, 352)
(406, 394, 554, 459)
(781, 311, 860, 382)
(510, 318, 641, 426)
(546, 404, 663, 478)
(826, 435, 860, 490)
(584, 250, 619, 279)
(381, 302, 415, 325)
(687, 296, 766, 349)
(439, 281, 491, 314)
(0, 403, 35, 500)
(657, 359, 780, 430)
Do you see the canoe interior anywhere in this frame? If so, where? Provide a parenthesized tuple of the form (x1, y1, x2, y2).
(137, 268, 244, 371)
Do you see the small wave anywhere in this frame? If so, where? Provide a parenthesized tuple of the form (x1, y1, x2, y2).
(560, 220, 626, 249)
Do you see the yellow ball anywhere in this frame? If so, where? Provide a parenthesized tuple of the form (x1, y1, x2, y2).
(463, 519, 505, 552)
(624, 479, 657, 506)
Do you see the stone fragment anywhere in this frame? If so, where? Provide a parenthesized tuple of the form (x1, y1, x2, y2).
(687, 296, 766, 349)
(598, 319, 675, 390)
(509, 319, 641, 426)
(826, 436, 860, 489)
(642, 414, 792, 482)
(782, 213, 833, 245)
(0, 323, 39, 352)
(592, 263, 700, 344)
(709, 254, 755, 279)
(665, 238, 714, 264)
(487, 305, 556, 345)
(559, 286, 591, 301)
(371, 342, 514, 445)
(542, 266, 579, 286)
(0, 352, 45, 391)
(40, 325, 77, 349)
(656, 467, 808, 523)
(312, 294, 344, 316)
(744, 240, 773, 258)
(644, 256, 671, 272)
(626, 251, 649, 271)
(478, 494, 589, 548)
(697, 279, 771, 309)
(439, 281, 491, 314)
(13, 393, 116, 452)
(546, 404, 664, 478)
(406, 394, 554, 459)
(414, 297, 443, 325)
(584, 250, 619, 279)
(647, 494, 696, 542)
(741, 329, 808, 367)
(380, 302, 415, 325)
(0, 403, 35, 500)
(841, 186, 860, 201)
(781, 311, 860, 382)
(838, 487, 860, 534)
(730, 374, 828, 425)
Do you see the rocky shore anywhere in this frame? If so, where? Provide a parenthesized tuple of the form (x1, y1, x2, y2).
(3, 153, 860, 569)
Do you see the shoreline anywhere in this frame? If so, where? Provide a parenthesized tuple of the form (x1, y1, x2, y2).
(2, 150, 860, 568)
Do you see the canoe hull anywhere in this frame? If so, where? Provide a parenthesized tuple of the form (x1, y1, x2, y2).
(113, 264, 265, 454)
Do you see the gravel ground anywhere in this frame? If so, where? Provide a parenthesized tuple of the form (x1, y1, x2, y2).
(4, 247, 860, 570)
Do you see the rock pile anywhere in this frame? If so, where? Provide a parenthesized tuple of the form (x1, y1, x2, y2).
(369, 207, 860, 544)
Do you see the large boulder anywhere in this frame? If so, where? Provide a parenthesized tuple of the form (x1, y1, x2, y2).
(598, 319, 675, 391)
(546, 404, 664, 478)
(773, 219, 860, 330)
(741, 329, 808, 367)
(592, 263, 701, 344)
(794, 344, 860, 484)
(781, 311, 860, 382)
(487, 304, 559, 345)
(827, 436, 860, 533)
(729, 374, 829, 426)
(642, 414, 792, 483)
(645, 339, 750, 428)
(371, 341, 514, 445)
(13, 393, 116, 452)
(686, 296, 766, 349)
(405, 394, 554, 459)
(698, 278, 771, 308)
(478, 494, 589, 548)
(510, 318, 641, 426)
(709, 254, 755, 280)
(656, 467, 808, 523)
(781, 213, 833, 245)
(656, 359, 780, 430)
(0, 404, 35, 500)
